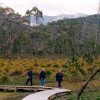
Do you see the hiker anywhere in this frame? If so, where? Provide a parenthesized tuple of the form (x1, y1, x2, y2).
(56, 69, 63, 88)
(39, 68, 46, 87)
(26, 69, 33, 86)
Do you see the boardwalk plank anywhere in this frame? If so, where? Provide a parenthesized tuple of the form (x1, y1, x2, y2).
(22, 88, 71, 100)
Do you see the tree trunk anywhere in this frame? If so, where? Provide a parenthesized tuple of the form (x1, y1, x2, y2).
(77, 68, 100, 100)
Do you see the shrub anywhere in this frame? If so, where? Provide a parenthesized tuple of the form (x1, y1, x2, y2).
(52, 64, 59, 68)
(71, 71, 76, 76)
(34, 63, 39, 67)
(34, 59, 37, 62)
(62, 63, 68, 68)
(87, 68, 93, 73)
(41, 65, 46, 67)
(46, 63, 52, 67)
(62, 69, 67, 73)
(0, 62, 5, 67)
(97, 96, 100, 100)
(79, 68, 86, 75)
(81, 63, 84, 66)
(37, 50, 43, 55)
(46, 71, 51, 76)
(34, 72, 39, 75)
(0, 76, 11, 84)
(10, 70, 23, 76)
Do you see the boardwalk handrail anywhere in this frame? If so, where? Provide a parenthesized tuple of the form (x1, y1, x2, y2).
(0, 85, 53, 92)
(47, 90, 71, 100)
(0, 85, 71, 100)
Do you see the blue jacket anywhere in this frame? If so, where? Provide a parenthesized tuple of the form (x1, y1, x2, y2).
(40, 71, 46, 80)
(56, 72, 63, 81)
(27, 70, 33, 78)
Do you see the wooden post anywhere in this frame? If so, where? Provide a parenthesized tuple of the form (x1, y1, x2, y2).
(15, 87, 17, 92)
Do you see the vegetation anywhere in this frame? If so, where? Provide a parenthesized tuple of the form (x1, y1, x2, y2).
(0, 5, 100, 100)
(0, 55, 99, 99)
(52, 90, 100, 100)
(0, 6, 100, 57)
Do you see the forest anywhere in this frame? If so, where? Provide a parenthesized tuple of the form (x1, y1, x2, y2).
(0, 6, 100, 58)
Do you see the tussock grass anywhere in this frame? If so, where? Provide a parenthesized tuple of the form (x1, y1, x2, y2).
(0, 56, 100, 99)
(0, 57, 99, 82)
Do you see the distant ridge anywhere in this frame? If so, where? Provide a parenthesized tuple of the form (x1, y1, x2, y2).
(30, 13, 88, 25)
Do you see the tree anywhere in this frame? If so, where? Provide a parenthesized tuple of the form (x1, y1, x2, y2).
(0, 7, 29, 57)
(25, 9, 31, 25)
(29, 30, 50, 54)
(93, 2, 100, 52)
(78, 68, 100, 100)
(30, 6, 43, 27)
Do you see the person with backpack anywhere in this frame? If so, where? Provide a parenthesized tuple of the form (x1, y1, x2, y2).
(26, 69, 33, 86)
(39, 68, 46, 87)
(56, 69, 63, 88)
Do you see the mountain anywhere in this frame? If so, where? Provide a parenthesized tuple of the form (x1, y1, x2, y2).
(30, 13, 88, 25)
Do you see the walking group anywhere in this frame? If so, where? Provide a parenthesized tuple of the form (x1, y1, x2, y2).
(26, 68, 63, 88)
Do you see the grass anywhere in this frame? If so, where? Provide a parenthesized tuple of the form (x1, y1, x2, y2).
(52, 90, 100, 100)
(0, 55, 100, 99)
(0, 91, 32, 100)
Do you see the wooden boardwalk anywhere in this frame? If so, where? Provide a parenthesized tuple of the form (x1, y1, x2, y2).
(0, 85, 53, 92)
(22, 88, 71, 100)
(0, 85, 71, 100)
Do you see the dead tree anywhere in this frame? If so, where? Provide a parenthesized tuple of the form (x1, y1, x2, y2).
(94, 2, 100, 51)
(77, 68, 100, 100)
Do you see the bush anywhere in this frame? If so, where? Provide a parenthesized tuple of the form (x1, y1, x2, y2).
(52, 64, 59, 68)
(87, 68, 93, 73)
(10, 70, 23, 76)
(34, 72, 39, 75)
(62, 63, 68, 68)
(71, 71, 76, 76)
(37, 50, 43, 55)
(0, 62, 5, 67)
(0, 76, 11, 84)
(41, 65, 46, 67)
(46, 71, 51, 76)
(34, 63, 39, 67)
(79, 68, 86, 75)
(46, 63, 52, 67)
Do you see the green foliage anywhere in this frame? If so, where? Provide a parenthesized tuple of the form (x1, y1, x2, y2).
(75, 61, 81, 68)
(71, 71, 76, 76)
(46, 63, 52, 67)
(79, 68, 86, 75)
(52, 64, 59, 68)
(0, 10, 100, 56)
(62, 60, 71, 68)
(33, 72, 39, 76)
(87, 68, 93, 74)
(10, 70, 23, 76)
(0, 76, 11, 84)
(62, 63, 68, 68)
(37, 50, 43, 55)
(0, 62, 5, 67)
(46, 70, 51, 76)
(30, 6, 43, 26)
(71, 55, 78, 62)
(41, 65, 46, 68)
(83, 54, 94, 63)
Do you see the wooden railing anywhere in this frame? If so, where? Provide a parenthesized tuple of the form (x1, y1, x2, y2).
(0, 85, 53, 92)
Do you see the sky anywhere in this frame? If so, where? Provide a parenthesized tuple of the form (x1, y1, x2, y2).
(0, 0, 100, 16)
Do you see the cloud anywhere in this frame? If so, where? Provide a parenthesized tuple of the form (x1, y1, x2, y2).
(1, 0, 99, 16)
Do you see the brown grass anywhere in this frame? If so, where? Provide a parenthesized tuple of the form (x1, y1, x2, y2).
(0, 56, 100, 91)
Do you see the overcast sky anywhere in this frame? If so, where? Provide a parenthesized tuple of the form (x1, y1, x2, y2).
(1, 0, 99, 16)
